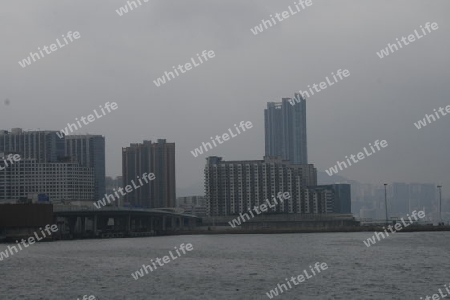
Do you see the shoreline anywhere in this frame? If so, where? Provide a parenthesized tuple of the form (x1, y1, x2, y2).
(166, 225, 450, 236)
(2, 225, 449, 243)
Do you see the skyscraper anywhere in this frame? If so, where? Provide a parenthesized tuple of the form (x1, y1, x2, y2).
(122, 139, 176, 208)
(65, 135, 106, 201)
(265, 93, 307, 164)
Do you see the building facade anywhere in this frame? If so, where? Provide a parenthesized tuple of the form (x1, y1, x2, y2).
(0, 129, 102, 203)
(308, 184, 352, 214)
(65, 135, 105, 200)
(205, 156, 317, 216)
(304, 187, 334, 214)
(122, 139, 176, 208)
(265, 94, 307, 164)
(0, 158, 94, 201)
(0, 128, 64, 162)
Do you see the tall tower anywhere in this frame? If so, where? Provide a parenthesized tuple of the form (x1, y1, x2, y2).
(264, 93, 307, 164)
(264, 102, 283, 158)
(122, 139, 176, 208)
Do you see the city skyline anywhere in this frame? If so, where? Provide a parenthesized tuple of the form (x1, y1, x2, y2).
(0, 126, 445, 204)
(1, 1, 449, 299)
(2, 1, 449, 198)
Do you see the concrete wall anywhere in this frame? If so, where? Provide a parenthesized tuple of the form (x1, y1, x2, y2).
(202, 213, 356, 226)
(0, 203, 53, 228)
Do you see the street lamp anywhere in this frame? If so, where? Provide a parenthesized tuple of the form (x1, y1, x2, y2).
(384, 184, 388, 225)
(437, 185, 442, 224)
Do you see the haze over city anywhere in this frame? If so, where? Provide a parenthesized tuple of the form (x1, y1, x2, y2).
(1, 1, 450, 299)
(1, 0, 449, 196)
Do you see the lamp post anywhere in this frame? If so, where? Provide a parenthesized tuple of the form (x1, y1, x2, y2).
(384, 184, 388, 225)
(437, 185, 442, 224)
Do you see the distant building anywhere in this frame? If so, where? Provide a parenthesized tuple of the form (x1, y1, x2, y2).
(309, 184, 351, 214)
(65, 135, 105, 200)
(105, 176, 122, 206)
(122, 139, 176, 208)
(205, 156, 317, 216)
(409, 183, 435, 213)
(106, 176, 122, 193)
(388, 182, 436, 216)
(265, 94, 307, 164)
(360, 208, 377, 219)
(392, 182, 409, 215)
(176, 196, 206, 216)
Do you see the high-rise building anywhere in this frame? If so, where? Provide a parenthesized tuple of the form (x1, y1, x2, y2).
(65, 135, 105, 200)
(264, 103, 283, 158)
(205, 156, 317, 216)
(309, 184, 352, 214)
(122, 139, 176, 208)
(0, 128, 64, 162)
(265, 94, 307, 164)
(0, 157, 94, 202)
(0, 129, 101, 203)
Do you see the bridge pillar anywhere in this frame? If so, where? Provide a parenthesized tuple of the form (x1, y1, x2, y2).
(81, 217, 86, 234)
(68, 217, 77, 237)
(150, 217, 154, 233)
(126, 215, 131, 233)
(162, 216, 166, 231)
(113, 217, 120, 230)
(93, 214, 98, 236)
(189, 217, 196, 230)
(98, 216, 109, 232)
(171, 216, 176, 230)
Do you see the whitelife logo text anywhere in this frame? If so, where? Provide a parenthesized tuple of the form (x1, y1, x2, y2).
(131, 243, 193, 280)
(153, 50, 215, 87)
(250, 0, 313, 35)
(376, 22, 439, 59)
(191, 121, 253, 158)
(56, 102, 118, 138)
(414, 105, 450, 129)
(326, 140, 388, 176)
(18, 31, 81, 68)
(93, 173, 155, 208)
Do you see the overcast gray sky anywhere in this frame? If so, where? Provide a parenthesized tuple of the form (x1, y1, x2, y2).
(1, 0, 449, 195)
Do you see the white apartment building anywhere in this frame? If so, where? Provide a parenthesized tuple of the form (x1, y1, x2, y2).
(0, 158, 95, 201)
(205, 156, 317, 216)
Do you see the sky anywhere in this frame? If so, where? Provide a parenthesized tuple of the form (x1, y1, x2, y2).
(1, 0, 449, 195)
